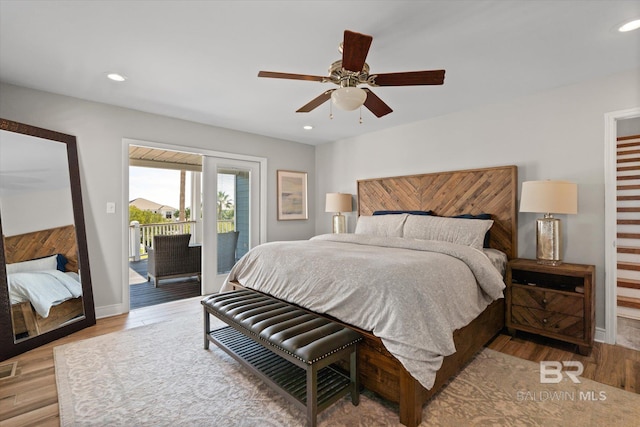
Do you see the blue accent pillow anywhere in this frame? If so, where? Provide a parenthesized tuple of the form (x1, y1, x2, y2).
(56, 254, 68, 272)
(452, 213, 492, 248)
(373, 210, 433, 216)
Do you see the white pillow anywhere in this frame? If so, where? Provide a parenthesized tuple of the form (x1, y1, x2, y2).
(403, 215, 493, 250)
(354, 214, 408, 237)
(6, 254, 58, 274)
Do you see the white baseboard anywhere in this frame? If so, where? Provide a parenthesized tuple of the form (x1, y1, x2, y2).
(594, 327, 606, 343)
(95, 303, 126, 319)
(617, 307, 640, 320)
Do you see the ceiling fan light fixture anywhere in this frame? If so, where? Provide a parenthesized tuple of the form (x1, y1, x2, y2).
(106, 72, 127, 82)
(618, 18, 640, 32)
(331, 87, 367, 111)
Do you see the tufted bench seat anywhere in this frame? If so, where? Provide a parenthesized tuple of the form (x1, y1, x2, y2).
(202, 289, 362, 427)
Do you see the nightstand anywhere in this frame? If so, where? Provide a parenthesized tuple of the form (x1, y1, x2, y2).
(506, 258, 595, 356)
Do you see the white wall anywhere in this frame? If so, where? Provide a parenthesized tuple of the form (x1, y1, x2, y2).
(315, 68, 640, 330)
(0, 83, 316, 312)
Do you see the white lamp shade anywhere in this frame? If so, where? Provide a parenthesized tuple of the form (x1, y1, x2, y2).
(519, 180, 578, 214)
(325, 193, 352, 213)
(331, 87, 367, 111)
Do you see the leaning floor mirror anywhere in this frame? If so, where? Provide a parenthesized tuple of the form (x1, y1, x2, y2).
(0, 118, 95, 360)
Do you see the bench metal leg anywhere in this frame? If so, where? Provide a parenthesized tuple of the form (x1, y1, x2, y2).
(203, 307, 210, 350)
(350, 350, 359, 406)
(306, 365, 318, 427)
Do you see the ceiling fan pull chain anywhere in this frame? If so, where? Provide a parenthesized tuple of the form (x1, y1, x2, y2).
(359, 106, 363, 124)
(329, 101, 333, 120)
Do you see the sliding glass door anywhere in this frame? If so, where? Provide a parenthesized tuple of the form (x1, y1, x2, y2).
(202, 157, 261, 293)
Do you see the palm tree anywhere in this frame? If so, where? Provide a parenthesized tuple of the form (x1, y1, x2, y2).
(217, 191, 233, 220)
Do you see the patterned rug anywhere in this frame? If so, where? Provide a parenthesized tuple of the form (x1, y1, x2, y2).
(54, 313, 640, 426)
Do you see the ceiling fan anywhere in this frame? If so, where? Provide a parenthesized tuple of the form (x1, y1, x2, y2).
(258, 30, 445, 118)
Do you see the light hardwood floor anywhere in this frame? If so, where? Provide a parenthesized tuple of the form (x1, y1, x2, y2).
(1, 297, 639, 426)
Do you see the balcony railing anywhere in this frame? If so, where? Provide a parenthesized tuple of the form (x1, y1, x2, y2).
(217, 220, 234, 233)
(128, 220, 235, 260)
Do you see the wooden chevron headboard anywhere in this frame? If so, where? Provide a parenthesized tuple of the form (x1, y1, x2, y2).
(357, 165, 518, 259)
(3, 224, 78, 272)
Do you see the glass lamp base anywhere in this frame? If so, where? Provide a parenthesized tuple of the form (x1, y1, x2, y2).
(536, 216, 563, 266)
(332, 214, 346, 234)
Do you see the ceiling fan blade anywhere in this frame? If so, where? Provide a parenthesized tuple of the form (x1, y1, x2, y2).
(363, 89, 393, 118)
(342, 30, 373, 73)
(258, 71, 326, 82)
(296, 90, 335, 113)
(372, 70, 445, 86)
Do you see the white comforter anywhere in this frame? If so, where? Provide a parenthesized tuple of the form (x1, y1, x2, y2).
(222, 234, 505, 390)
(8, 270, 82, 318)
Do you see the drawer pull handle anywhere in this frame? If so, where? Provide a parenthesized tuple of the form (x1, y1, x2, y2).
(543, 318, 548, 324)
(543, 298, 548, 304)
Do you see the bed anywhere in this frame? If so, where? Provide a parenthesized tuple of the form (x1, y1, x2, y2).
(3, 224, 85, 339)
(225, 165, 517, 427)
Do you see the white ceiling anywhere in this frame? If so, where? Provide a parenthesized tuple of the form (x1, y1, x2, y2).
(0, 1, 638, 146)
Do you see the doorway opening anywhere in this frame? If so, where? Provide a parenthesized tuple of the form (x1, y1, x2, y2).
(128, 147, 202, 310)
(122, 139, 267, 312)
(614, 124, 640, 351)
(605, 108, 640, 349)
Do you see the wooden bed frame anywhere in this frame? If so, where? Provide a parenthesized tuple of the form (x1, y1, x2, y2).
(234, 165, 518, 426)
(3, 224, 85, 339)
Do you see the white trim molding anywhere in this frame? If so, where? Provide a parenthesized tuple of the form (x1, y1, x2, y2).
(95, 303, 125, 319)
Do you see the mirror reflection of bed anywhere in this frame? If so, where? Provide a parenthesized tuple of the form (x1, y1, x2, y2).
(0, 123, 92, 351)
(4, 225, 85, 342)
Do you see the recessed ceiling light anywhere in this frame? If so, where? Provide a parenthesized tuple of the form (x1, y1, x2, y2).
(619, 18, 640, 32)
(303, 125, 313, 130)
(107, 73, 127, 82)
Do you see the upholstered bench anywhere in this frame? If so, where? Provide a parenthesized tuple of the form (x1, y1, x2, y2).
(202, 289, 362, 427)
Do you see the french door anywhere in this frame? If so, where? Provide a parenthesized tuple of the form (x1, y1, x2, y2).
(202, 156, 262, 293)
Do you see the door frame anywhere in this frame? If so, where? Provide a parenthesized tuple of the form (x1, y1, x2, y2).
(121, 138, 267, 313)
(604, 107, 640, 344)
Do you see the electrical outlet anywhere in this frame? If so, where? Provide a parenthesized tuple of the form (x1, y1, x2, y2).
(106, 202, 116, 214)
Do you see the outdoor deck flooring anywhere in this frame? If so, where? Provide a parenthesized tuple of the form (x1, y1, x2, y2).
(129, 259, 201, 310)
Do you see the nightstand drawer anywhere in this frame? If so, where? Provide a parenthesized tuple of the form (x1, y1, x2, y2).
(511, 285, 583, 317)
(511, 306, 584, 339)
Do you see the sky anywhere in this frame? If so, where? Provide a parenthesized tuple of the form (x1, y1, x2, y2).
(129, 167, 191, 209)
(129, 167, 235, 210)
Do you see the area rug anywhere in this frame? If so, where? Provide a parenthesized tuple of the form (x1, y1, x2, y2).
(54, 313, 640, 426)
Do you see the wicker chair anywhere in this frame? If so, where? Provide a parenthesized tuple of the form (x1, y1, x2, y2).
(217, 231, 239, 274)
(147, 234, 201, 287)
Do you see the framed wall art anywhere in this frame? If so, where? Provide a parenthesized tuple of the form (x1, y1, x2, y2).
(277, 170, 308, 220)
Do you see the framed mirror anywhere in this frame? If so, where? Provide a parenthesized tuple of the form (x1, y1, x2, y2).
(0, 118, 95, 360)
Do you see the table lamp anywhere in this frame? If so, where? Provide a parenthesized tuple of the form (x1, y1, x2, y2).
(519, 180, 578, 265)
(325, 193, 352, 234)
